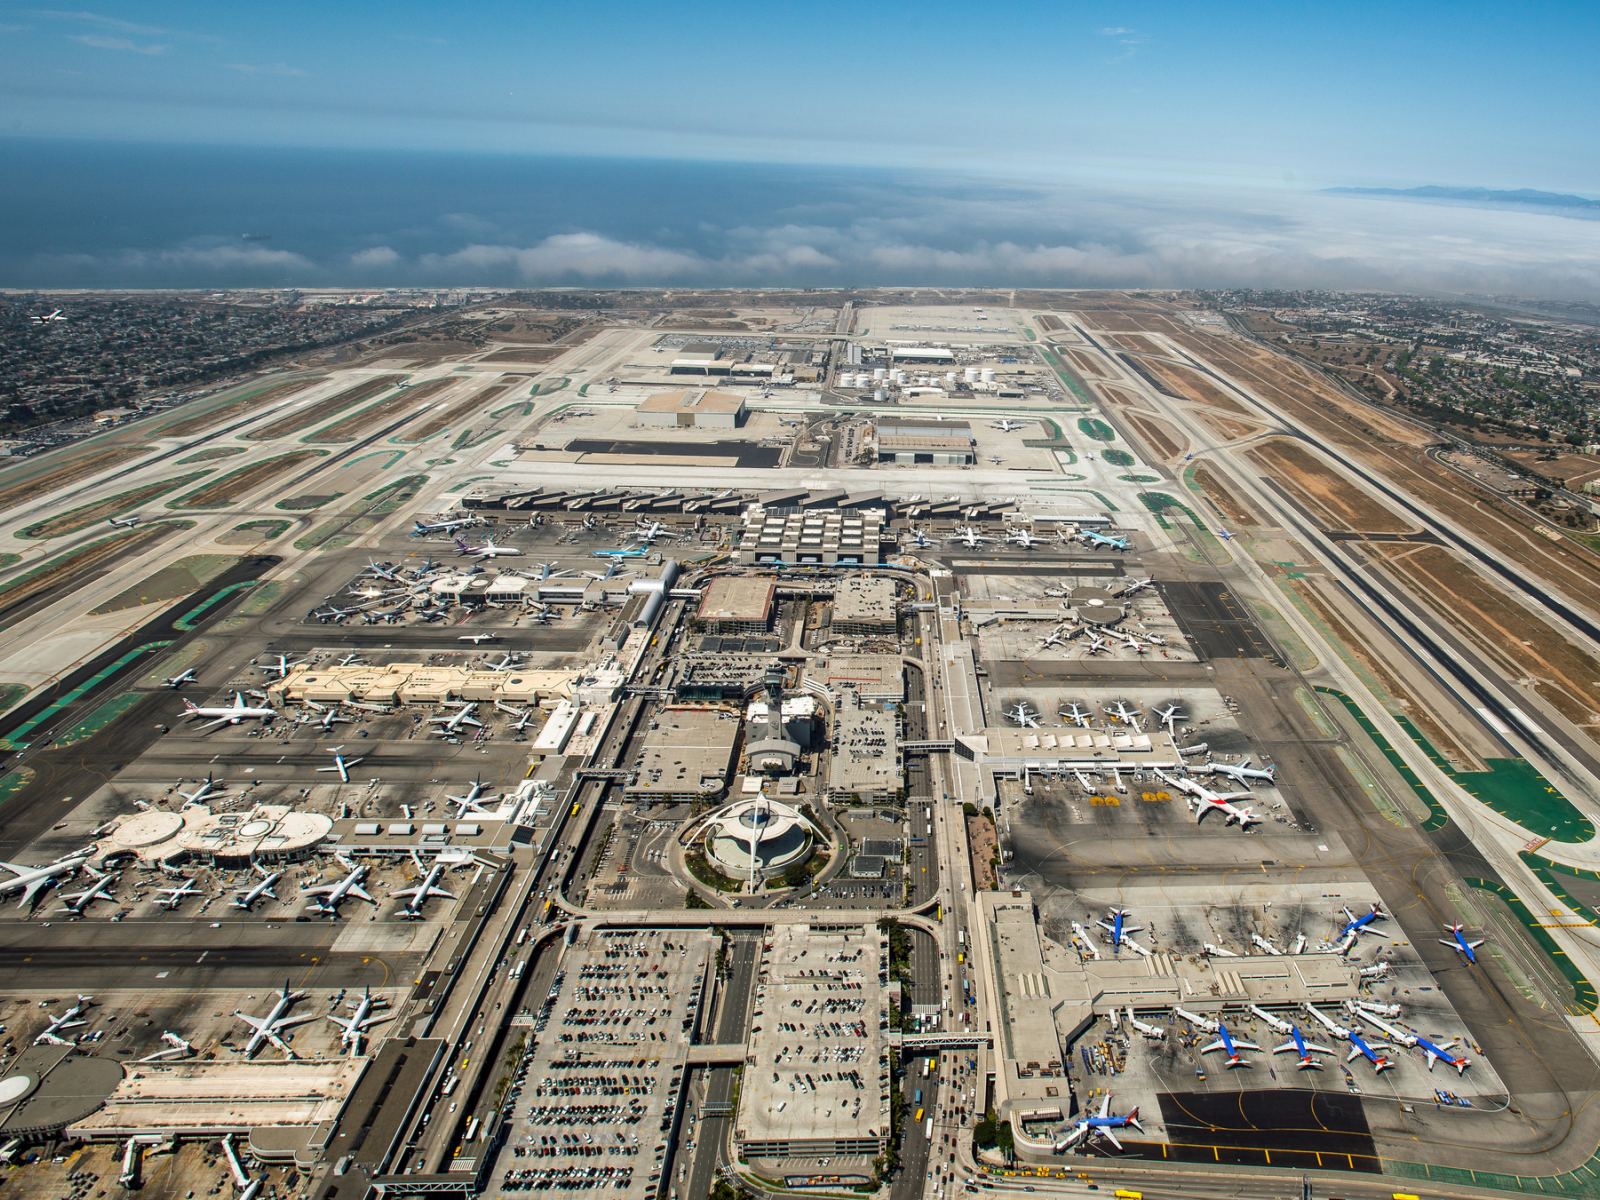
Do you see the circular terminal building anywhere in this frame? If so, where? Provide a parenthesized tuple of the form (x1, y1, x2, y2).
(1068, 585, 1127, 627)
(94, 804, 332, 869)
(0, 1047, 121, 1140)
(687, 796, 820, 888)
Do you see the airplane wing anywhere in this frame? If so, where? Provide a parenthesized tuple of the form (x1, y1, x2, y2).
(1307, 1042, 1335, 1054)
(18, 876, 57, 908)
(1271, 1039, 1299, 1054)
(0, 861, 27, 878)
(1096, 1095, 1111, 1118)
(1198, 1038, 1224, 1054)
(303, 883, 337, 897)
(348, 884, 375, 903)
(235, 1013, 271, 1035)
(1099, 1127, 1124, 1151)
(1233, 1039, 1261, 1051)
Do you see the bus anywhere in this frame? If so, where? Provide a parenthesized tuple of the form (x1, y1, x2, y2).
(463, 1116, 480, 1142)
(914, 1089, 922, 1106)
(924, 1117, 934, 1141)
(914, 1107, 924, 1123)
(511, 959, 527, 981)
(1113, 1191, 1143, 1200)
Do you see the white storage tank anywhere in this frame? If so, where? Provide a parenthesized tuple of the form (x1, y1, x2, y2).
(963, 366, 979, 384)
(980, 367, 996, 384)
(873, 366, 888, 381)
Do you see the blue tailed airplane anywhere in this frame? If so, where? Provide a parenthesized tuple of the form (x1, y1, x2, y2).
(1057, 1095, 1143, 1152)
(1200, 1020, 1260, 1068)
(1439, 923, 1484, 965)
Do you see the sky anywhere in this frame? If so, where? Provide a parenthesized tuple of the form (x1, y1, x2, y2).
(3, 1, 1598, 191)
(4, 2, 1600, 295)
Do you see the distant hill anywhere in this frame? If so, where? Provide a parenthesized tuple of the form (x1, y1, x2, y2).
(1326, 185, 1600, 212)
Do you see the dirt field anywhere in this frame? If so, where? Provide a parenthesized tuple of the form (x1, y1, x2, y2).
(1194, 411, 1261, 441)
(1191, 465, 1258, 527)
(170, 451, 323, 508)
(0, 524, 178, 630)
(1138, 355, 1254, 415)
(1372, 542, 1600, 732)
(479, 346, 569, 364)
(397, 380, 514, 443)
(309, 377, 455, 442)
(1248, 439, 1414, 533)
(154, 376, 322, 438)
(1035, 314, 1068, 333)
(243, 375, 403, 441)
(1288, 575, 1478, 769)
(1063, 347, 1106, 378)
(1504, 449, 1600, 490)
(19, 470, 208, 538)
(965, 812, 998, 891)
(0, 445, 147, 513)
(1123, 411, 1187, 461)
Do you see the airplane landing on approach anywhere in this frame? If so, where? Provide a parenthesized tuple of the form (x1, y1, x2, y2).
(31, 308, 65, 324)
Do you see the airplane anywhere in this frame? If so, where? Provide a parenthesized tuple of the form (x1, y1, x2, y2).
(0, 853, 90, 908)
(510, 708, 537, 734)
(182, 693, 276, 730)
(1005, 528, 1044, 550)
(1082, 634, 1108, 656)
(304, 705, 353, 733)
(634, 519, 671, 543)
(316, 747, 364, 784)
(364, 559, 402, 581)
(952, 526, 989, 549)
(305, 863, 375, 917)
(447, 775, 497, 818)
(1333, 903, 1389, 955)
(905, 527, 938, 549)
(1439, 923, 1485, 964)
(394, 860, 455, 919)
(485, 652, 522, 672)
(455, 534, 522, 559)
(1217, 527, 1235, 542)
(1304, 1003, 1394, 1073)
(58, 869, 118, 917)
(1202, 758, 1276, 786)
(326, 986, 392, 1054)
(412, 516, 479, 536)
(430, 702, 484, 738)
(1057, 1094, 1143, 1153)
(1104, 700, 1143, 731)
(1153, 703, 1185, 736)
(176, 772, 226, 806)
(1097, 908, 1150, 957)
(1005, 701, 1041, 729)
(35, 996, 93, 1045)
(31, 308, 66, 324)
(1060, 702, 1092, 728)
(1039, 626, 1078, 651)
(1115, 631, 1148, 655)
(256, 653, 305, 680)
(162, 668, 197, 689)
(232, 864, 283, 911)
(458, 632, 499, 645)
(1251, 932, 1283, 956)
(233, 980, 314, 1058)
(1272, 1024, 1336, 1070)
(1410, 1032, 1471, 1075)
(1199, 1020, 1261, 1068)
(156, 878, 202, 910)
(1154, 769, 1259, 829)
(136, 1030, 196, 1064)
(1120, 576, 1155, 596)
(1076, 529, 1130, 551)
(990, 419, 1029, 433)
(107, 513, 141, 529)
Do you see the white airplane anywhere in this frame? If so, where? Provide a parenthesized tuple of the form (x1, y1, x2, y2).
(1060, 701, 1092, 727)
(137, 1030, 196, 1063)
(905, 527, 938, 549)
(1332, 903, 1389, 955)
(1057, 1094, 1143, 1153)
(1440, 923, 1485, 965)
(36, 996, 93, 1045)
(182, 693, 275, 730)
(163, 668, 197, 688)
(1104, 700, 1142, 731)
(1005, 528, 1044, 549)
(394, 861, 455, 919)
(430, 702, 483, 738)
(233, 980, 314, 1058)
(0, 853, 90, 908)
(1199, 1020, 1261, 1068)
(990, 419, 1028, 433)
(485, 652, 522, 673)
(304, 705, 353, 733)
(107, 513, 141, 528)
(326, 986, 391, 1054)
(316, 747, 364, 783)
(1153, 703, 1185, 736)
(412, 516, 479, 535)
(1154, 769, 1259, 828)
(1039, 625, 1078, 651)
(58, 869, 118, 917)
(1005, 701, 1041, 729)
(1115, 631, 1148, 655)
(232, 864, 283, 911)
(634, 519, 670, 543)
(952, 526, 989, 549)
(177, 772, 226, 805)
(455, 534, 522, 558)
(256, 653, 305, 680)
(306, 863, 374, 917)
(1082, 634, 1108, 656)
(31, 308, 65, 324)
(1120, 576, 1154, 596)
(510, 708, 537, 733)
(446, 775, 497, 817)
(458, 632, 499, 645)
(584, 558, 631, 581)
(1251, 932, 1283, 956)
(365, 559, 401, 581)
(156, 878, 202, 910)
(1202, 942, 1239, 958)
(1202, 758, 1276, 786)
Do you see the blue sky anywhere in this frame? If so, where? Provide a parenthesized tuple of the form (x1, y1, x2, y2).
(2, 1, 1599, 192)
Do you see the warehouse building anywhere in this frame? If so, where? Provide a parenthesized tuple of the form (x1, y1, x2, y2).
(874, 416, 974, 465)
(636, 387, 747, 429)
(696, 576, 777, 634)
(831, 575, 898, 637)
